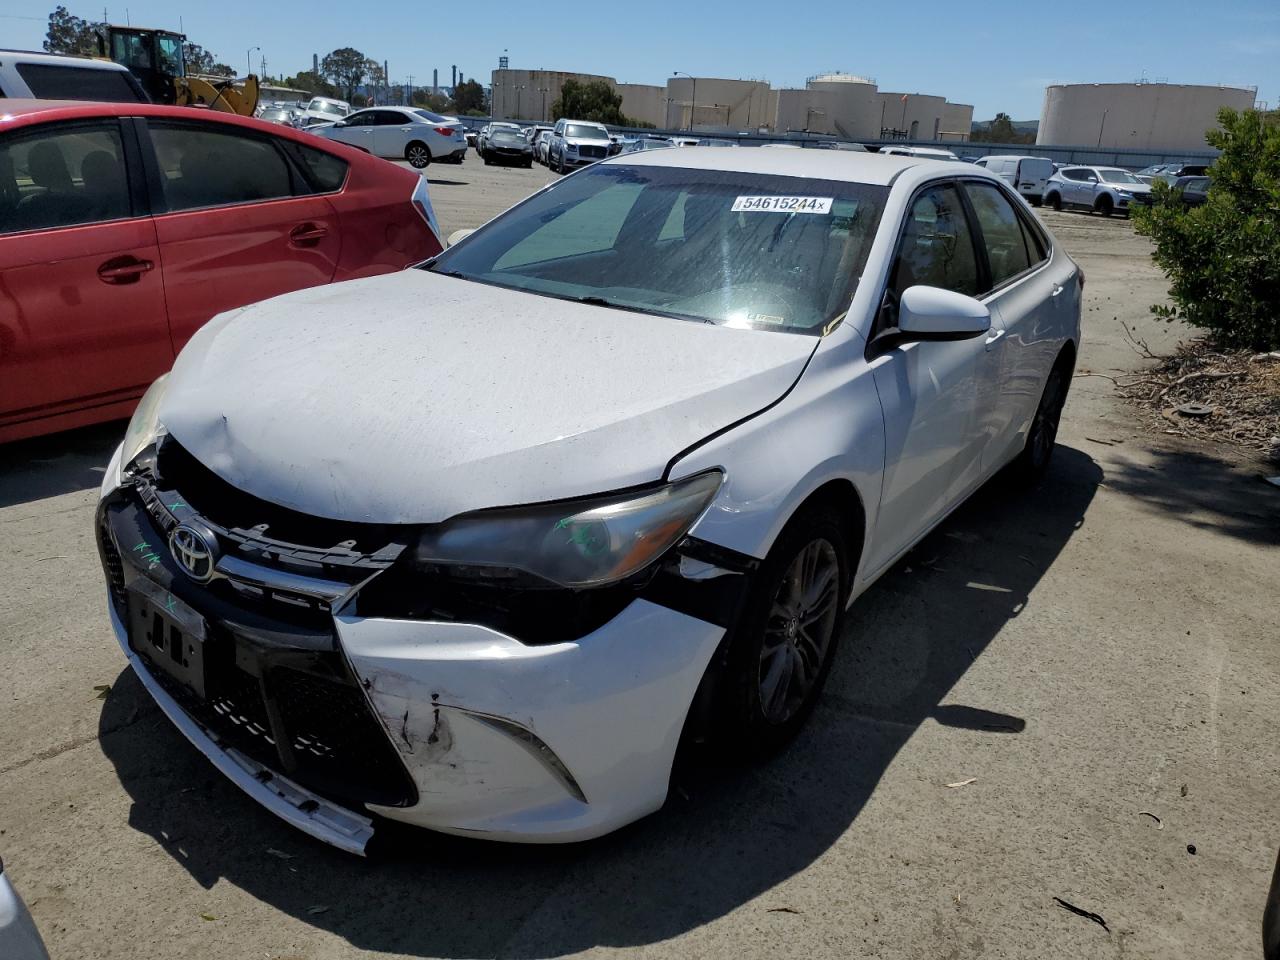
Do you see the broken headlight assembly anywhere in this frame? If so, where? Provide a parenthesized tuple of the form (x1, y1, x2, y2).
(409, 470, 724, 588)
(120, 373, 170, 470)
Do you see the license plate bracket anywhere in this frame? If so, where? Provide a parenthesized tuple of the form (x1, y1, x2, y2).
(126, 578, 208, 699)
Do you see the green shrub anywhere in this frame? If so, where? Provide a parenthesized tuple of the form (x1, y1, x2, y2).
(1132, 108, 1280, 351)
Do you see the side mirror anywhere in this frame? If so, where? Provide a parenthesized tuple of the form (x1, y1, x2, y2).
(446, 228, 475, 248)
(332, 120, 348, 128)
(895, 285, 990, 341)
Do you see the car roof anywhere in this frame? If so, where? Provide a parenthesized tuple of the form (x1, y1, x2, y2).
(0, 49, 130, 72)
(612, 145, 949, 186)
(0, 98, 363, 148)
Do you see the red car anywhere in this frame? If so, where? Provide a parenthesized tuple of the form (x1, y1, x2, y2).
(0, 99, 443, 443)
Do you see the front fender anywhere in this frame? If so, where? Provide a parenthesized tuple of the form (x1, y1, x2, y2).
(671, 333, 885, 584)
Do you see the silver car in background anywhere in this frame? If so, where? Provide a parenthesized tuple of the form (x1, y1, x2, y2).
(1043, 165, 1152, 216)
(547, 119, 611, 173)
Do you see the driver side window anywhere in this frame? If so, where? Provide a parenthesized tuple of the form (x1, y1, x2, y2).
(888, 184, 979, 301)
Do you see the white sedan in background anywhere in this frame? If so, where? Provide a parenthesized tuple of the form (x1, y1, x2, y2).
(97, 149, 1081, 852)
(312, 106, 467, 167)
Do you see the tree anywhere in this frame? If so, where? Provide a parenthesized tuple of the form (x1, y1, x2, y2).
(550, 79, 625, 126)
(413, 90, 451, 113)
(321, 47, 368, 101)
(363, 58, 385, 102)
(282, 70, 338, 98)
(972, 112, 1034, 144)
(1132, 108, 1280, 350)
(181, 42, 231, 77)
(44, 5, 103, 56)
(451, 78, 486, 116)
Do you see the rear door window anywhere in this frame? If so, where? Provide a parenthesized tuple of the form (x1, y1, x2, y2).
(15, 63, 146, 103)
(278, 140, 349, 193)
(148, 122, 296, 211)
(963, 181, 1032, 289)
(0, 122, 133, 234)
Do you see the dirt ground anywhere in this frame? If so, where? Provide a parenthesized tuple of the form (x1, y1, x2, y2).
(1, 157, 1276, 960)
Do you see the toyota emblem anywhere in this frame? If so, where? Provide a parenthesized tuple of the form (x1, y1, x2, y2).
(169, 523, 217, 583)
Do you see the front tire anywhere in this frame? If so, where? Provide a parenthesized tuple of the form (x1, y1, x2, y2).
(406, 142, 431, 168)
(715, 507, 851, 756)
(1046, 191, 1062, 212)
(1095, 194, 1114, 217)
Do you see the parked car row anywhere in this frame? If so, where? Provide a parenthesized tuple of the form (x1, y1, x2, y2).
(0, 99, 442, 444)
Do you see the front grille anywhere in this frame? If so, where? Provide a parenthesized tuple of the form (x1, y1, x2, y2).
(578, 144, 607, 159)
(101, 490, 418, 811)
(139, 622, 417, 810)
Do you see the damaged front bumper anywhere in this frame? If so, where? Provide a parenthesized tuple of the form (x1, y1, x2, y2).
(97, 444, 744, 849)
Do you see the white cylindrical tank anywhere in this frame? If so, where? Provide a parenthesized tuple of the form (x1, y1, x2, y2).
(806, 75, 881, 139)
(877, 92, 946, 140)
(1038, 82, 1257, 150)
(666, 77, 771, 131)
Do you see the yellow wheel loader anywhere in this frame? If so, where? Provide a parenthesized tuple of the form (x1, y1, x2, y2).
(100, 25, 259, 116)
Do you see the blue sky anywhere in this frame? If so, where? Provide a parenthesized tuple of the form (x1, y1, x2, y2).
(5, 0, 1277, 119)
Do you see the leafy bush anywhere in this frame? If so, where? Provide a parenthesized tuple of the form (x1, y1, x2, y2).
(1132, 108, 1280, 351)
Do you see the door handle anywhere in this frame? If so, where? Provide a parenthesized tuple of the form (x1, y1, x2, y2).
(1051, 283, 1065, 297)
(290, 223, 329, 245)
(984, 329, 1005, 349)
(97, 255, 154, 284)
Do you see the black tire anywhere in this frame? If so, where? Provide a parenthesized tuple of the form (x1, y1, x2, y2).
(1096, 194, 1114, 217)
(1011, 352, 1072, 484)
(1030, 195, 1043, 207)
(1047, 191, 1062, 212)
(523, 160, 533, 168)
(406, 142, 431, 168)
(714, 506, 852, 757)
(482, 152, 492, 166)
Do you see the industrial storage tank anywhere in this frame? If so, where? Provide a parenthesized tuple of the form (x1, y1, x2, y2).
(1038, 82, 1257, 151)
(806, 73, 881, 139)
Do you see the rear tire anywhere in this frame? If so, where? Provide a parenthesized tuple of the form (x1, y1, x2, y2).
(1011, 352, 1072, 484)
(714, 506, 852, 757)
(406, 142, 431, 168)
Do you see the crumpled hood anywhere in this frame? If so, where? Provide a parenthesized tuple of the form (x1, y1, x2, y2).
(161, 270, 816, 523)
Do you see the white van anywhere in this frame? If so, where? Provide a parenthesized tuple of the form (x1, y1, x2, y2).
(975, 155, 1054, 205)
(880, 146, 960, 161)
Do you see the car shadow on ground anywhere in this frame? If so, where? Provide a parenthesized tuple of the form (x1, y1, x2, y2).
(1101, 442, 1279, 547)
(97, 445, 1102, 957)
(0, 421, 124, 510)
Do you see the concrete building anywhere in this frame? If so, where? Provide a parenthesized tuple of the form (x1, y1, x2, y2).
(1038, 82, 1257, 151)
(490, 68, 615, 122)
(940, 102, 975, 142)
(665, 77, 773, 131)
(490, 61, 972, 142)
(616, 82, 665, 127)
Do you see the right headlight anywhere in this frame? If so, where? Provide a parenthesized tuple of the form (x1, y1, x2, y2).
(410, 470, 724, 588)
(120, 373, 170, 469)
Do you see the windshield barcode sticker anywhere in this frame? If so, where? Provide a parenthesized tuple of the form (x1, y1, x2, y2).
(732, 195, 833, 214)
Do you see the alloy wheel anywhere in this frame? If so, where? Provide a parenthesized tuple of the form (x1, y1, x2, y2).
(408, 145, 430, 168)
(1028, 366, 1065, 470)
(758, 538, 840, 726)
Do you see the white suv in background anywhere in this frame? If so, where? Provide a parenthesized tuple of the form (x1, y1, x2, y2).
(975, 155, 1054, 206)
(548, 119, 611, 173)
(1043, 165, 1152, 216)
(0, 49, 147, 102)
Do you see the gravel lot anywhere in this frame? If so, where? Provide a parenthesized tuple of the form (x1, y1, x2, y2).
(1, 153, 1276, 960)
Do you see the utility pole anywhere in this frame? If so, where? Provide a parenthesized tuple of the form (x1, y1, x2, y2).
(407, 74, 414, 106)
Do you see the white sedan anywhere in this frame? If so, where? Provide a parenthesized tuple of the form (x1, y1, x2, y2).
(311, 106, 467, 167)
(97, 149, 1081, 852)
